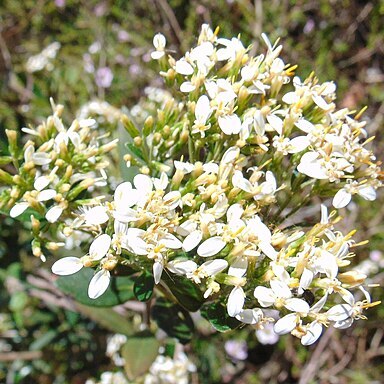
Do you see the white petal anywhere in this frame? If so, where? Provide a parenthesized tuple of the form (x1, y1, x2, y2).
(163, 191, 181, 210)
(228, 257, 248, 278)
(270, 280, 291, 299)
(195, 95, 211, 122)
(295, 119, 315, 133)
(153, 33, 166, 49)
(51, 257, 83, 275)
(175, 59, 194, 75)
(180, 81, 196, 93)
(310, 294, 328, 313)
(274, 313, 297, 335)
(183, 230, 203, 252)
(358, 185, 376, 201)
(160, 233, 182, 249)
(312, 94, 332, 110)
(84, 206, 109, 225)
(88, 270, 111, 299)
(89, 234, 111, 260)
(301, 322, 323, 345)
(285, 298, 310, 313)
(167, 260, 197, 275)
(221, 146, 240, 164)
(201, 259, 228, 275)
(326, 304, 353, 322)
(37, 189, 56, 202)
(114, 182, 137, 208)
(34, 176, 50, 191)
(320, 204, 328, 224)
(226, 203, 244, 222)
(266, 114, 283, 135)
(218, 114, 241, 135)
(153, 261, 163, 284)
(282, 92, 299, 104)
(236, 308, 263, 324)
(297, 152, 328, 179)
(299, 268, 314, 293)
(133, 174, 153, 193)
(197, 237, 226, 257)
(254, 286, 275, 307)
(227, 286, 245, 317)
(232, 171, 253, 192)
(333, 317, 354, 329)
(288, 136, 310, 153)
(10, 202, 29, 218)
(333, 188, 351, 208)
(151, 50, 165, 60)
(46, 205, 63, 223)
(258, 241, 278, 260)
(128, 236, 148, 255)
(32, 152, 52, 165)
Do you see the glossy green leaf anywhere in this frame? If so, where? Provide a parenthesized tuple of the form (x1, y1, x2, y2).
(56, 267, 135, 307)
(121, 331, 160, 380)
(162, 274, 204, 312)
(200, 302, 240, 332)
(134, 271, 154, 302)
(152, 298, 194, 344)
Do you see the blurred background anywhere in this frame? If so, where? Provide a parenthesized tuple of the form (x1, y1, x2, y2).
(0, 1, 383, 383)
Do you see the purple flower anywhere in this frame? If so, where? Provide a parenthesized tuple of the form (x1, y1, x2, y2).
(95, 67, 113, 88)
(55, 0, 66, 8)
(224, 340, 248, 361)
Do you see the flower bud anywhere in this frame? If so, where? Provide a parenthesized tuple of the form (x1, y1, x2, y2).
(133, 136, 143, 147)
(121, 114, 140, 137)
(143, 116, 154, 136)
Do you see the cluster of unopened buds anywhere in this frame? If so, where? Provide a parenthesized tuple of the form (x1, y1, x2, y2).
(3, 25, 382, 346)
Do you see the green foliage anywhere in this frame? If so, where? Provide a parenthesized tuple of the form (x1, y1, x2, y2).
(56, 267, 135, 307)
(163, 273, 204, 312)
(201, 302, 240, 333)
(133, 271, 154, 302)
(121, 331, 160, 380)
(152, 298, 194, 344)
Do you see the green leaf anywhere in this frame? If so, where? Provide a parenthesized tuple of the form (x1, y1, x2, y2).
(134, 271, 154, 302)
(152, 298, 194, 344)
(121, 331, 160, 380)
(56, 268, 135, 307)
(162, 274, 204, 312)
(200, 302, 240, 332)
(126, 142, 145, 161)
(76, 304, 133, 337)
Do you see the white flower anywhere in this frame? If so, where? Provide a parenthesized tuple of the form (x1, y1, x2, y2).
(297, 151, 328, 179)
(151, 33, 166, 60)
(84, 206, 109, 225)
(192, 95, 212, 137)
(256, 323, 280, 345)
(218, 114, 242, 135)
(254, 279, 310, 313)
(175, 59, 194, 76)
(301, 321, 323, 345)
(333, 183, 377, 209)
(236, 308, 263, 325)
(52, 234, 112, 298)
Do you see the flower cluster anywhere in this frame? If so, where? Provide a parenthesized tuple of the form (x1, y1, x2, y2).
(4, 25, 381, 346)
(25, 42, 61, 73)
(0, 99, 117, 260)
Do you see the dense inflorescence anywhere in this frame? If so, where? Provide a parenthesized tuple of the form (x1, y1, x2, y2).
(2, 25, 382, 346)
